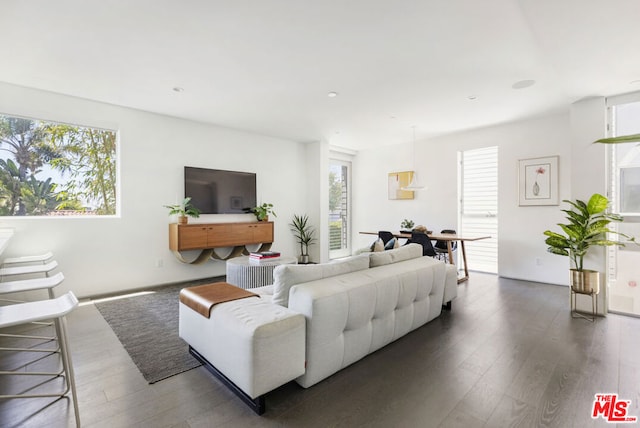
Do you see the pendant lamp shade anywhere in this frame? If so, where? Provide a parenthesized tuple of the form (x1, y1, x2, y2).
(402, 126, 425, 191)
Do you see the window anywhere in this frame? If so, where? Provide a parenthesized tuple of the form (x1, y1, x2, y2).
(329, 159, 351, 259)
(619, 166, 640, 215)
(606, 94, 640, 316)
(0, 114, 117, 216)
(459, 146, 498, 273)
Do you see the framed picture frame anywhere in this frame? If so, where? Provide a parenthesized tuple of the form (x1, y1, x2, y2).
(388, 171, 415, 200)
(518, 156, 559, 206)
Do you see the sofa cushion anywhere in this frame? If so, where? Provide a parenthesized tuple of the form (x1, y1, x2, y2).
(370, 238, 384, 252)
(384, 237, 399, 250)
(272, 254, 370, 307)
(289, 255, 446, 388)
(369, 243, 422, 267)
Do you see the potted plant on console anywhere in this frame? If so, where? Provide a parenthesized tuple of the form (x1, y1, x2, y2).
(543, 193, 635, 294)
(251, 203, 276, 221)
(164, 197, 200, 225)
(290, 214, 316, 264)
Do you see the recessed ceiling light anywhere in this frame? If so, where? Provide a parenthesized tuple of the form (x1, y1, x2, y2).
(512, 80, 536, 90)
(172, 87, 184, 93)
(327, 91, 338, 98)
(390, 115, 397, 119)
(467, 95, 478, 100)
(630, 80, 640, 85)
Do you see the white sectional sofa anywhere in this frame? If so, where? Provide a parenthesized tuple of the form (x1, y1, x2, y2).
(179, 244, 457, 414)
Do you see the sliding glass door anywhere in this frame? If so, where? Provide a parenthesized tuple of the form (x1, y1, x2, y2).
(607, 95, 640, 316)
(329, 159, 351, 259)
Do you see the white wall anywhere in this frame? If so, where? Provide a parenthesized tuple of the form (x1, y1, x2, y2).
(0, 82, 308, 298)
(353, 112, 573, 285)
(0, 81, 613, 298)
(352, 142, 420, 245)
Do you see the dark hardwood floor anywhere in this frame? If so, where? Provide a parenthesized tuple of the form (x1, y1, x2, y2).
(1, 273, 639, 427)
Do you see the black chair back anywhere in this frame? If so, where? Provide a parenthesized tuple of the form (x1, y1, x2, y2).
(378, 231, 395, 246)
(435, 229, 457, 251)
(409, 232, 437, 257)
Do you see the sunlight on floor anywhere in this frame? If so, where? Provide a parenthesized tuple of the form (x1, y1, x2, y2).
(81, 290, 156, 306)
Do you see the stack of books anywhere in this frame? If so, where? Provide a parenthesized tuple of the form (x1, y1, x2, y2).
(249, 251, 281, 262)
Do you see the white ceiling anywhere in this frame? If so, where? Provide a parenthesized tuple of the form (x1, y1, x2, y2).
(2, 0, 640, 150)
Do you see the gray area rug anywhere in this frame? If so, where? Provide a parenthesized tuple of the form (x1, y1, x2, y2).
(94, 277, 224, 384)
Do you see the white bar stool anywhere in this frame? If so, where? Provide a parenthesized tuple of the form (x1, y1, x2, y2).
(2, 251, 54, 267)
(0, 272, 66, 340)
(0, 271, 65, 302)
(0, 260, 58, 280)
(0, 291, 80, 427)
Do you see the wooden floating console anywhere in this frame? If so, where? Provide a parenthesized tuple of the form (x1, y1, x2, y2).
(169, 222, 274, 264)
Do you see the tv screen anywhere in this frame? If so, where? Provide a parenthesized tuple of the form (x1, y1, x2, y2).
(184, 167, 257, 214)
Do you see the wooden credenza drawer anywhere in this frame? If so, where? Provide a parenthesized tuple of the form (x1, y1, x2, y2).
(169, 222, 274, 251)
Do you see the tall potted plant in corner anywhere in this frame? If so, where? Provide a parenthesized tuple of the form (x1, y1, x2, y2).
(164, 197, 200, 224)
(290, 214, 316, 264)
(543, 193, 635, 293)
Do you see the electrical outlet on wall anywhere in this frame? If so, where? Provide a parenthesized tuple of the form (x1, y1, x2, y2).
(155, 259, 164, 268)
(535, 257, 542, 266)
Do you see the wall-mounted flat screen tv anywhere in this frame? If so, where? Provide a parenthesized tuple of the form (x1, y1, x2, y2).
(184, 166, 257, 214)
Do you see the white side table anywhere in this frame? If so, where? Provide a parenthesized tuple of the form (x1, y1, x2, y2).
(226, 256, 297, 289)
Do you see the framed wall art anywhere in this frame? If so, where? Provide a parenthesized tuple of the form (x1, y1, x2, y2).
(388, 171, 415, 200)
(518, 156, 559, 206)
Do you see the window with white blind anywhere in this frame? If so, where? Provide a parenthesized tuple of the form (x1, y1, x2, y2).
(459, 146, 498, 273)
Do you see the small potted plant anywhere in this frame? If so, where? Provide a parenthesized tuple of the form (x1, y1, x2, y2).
(543, 193, 635, 293)
(164, 197, 200, 225)
(251, 203, 276, 221)
(400, 219, 415, 233)
(290, 214, 316, 264)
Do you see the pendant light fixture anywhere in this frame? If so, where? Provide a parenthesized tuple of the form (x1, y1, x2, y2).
(402, 125, 425, 190)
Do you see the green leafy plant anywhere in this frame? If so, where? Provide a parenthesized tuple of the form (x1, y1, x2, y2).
(251, 203, 276, 221)
(400, 219, 415, 230)
(543, 193, 634, 271)
(164, 197, 200, 219)
(290, 214, 316, 258)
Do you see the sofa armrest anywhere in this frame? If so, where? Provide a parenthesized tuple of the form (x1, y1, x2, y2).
(179, 296, 305, 399)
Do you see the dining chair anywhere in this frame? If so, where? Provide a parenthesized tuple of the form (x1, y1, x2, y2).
(434, 229, 457, 262)
(377, 231, 395, 246)
(409, 231, 437, 257)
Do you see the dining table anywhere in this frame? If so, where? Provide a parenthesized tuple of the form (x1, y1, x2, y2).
(360, 231, 491, 283)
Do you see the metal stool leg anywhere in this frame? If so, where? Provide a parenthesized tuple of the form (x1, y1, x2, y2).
(0, 292, 80, 427)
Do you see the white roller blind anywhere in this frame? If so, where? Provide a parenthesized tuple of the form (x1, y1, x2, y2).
(460, 146, 498, 273)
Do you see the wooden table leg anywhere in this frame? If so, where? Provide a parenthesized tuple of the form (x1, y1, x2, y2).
(457, 241, 469, 283)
